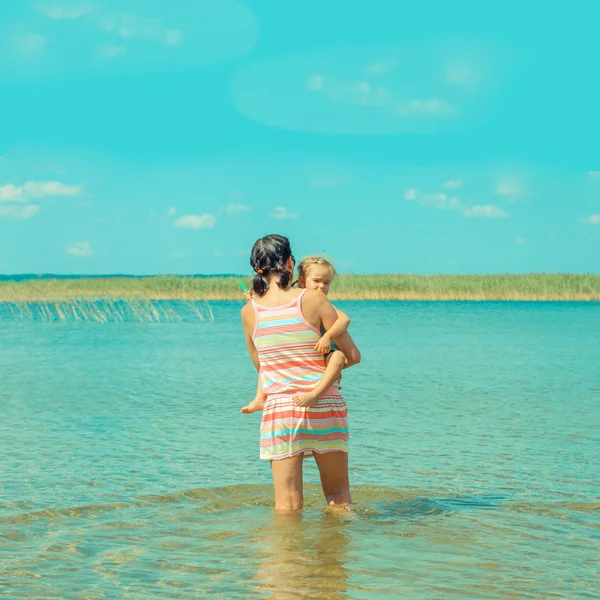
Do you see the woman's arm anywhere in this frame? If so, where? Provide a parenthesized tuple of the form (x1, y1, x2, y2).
(241, 304, 260, 372)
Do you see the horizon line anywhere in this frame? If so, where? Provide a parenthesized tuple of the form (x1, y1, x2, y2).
(1, 272, 599, 280)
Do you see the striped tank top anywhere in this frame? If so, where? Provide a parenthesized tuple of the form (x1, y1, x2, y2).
(252, 289, 340, 398)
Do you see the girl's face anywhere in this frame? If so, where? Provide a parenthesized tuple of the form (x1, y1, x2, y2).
(301, 265, 334, 295)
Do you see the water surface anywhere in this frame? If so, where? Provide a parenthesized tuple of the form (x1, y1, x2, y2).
(2, 301, 599, 598)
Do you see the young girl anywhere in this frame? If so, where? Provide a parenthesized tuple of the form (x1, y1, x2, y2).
(240, 256, 351, 414)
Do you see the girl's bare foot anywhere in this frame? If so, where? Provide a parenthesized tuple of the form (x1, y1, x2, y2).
(240, 396, 265, 414)
(292, 392, 319, 408)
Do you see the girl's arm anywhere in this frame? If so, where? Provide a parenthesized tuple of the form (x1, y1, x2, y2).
(312, 293, 361, 369)
(314, 307, 350, 354)
(326, 307, 351, 342)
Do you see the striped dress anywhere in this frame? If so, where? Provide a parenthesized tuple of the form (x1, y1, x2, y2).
(253, 289, 348, 460)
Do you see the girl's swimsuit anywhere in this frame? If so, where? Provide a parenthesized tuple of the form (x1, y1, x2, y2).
(252, 289, 349, 460)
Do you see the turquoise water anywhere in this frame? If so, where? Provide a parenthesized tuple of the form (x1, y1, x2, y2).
(2, 301, 599, 598)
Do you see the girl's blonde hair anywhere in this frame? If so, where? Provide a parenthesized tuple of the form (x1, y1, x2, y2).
(297, 255, 337, 280)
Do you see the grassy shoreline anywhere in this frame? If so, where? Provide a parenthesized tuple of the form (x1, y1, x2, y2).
(1, 274, 599, 302)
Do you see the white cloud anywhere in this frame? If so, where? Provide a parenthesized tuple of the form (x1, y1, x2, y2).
(22, 181, 82, 197)
(234, 43, 475, 134)
(20, 34, 47, 52)
(101, 15, 138, 38)
(307, 74, 394, 107)
(96, 45, 127, 59)
(102, 14, 183, 46)
(173, 214, 216, 229)
(0, 204, 41, 219)
(0, 181, 81, 202)
(421, 194, 462, 210)
(582, 214, 600, 224)
(0, 185, 24, 202)
(444, 68, 474, 85)
(514, 237, 527, 245)
(307, 74, 326, 92)
(35, 3, 93, 19)
(21, 205, 41, 219)
(464, 204, 507, 218)
(403, 188, 462, 211)
(403, 188, 418, 201)
(421, 193, 462, 211)
(167, 207, 177, 216)
(588, 171, 600, 178)
(494, 183, 519, 197)
(443, 179, 463, 190)
(406, 187, 509, 218)
(66, 241, 93, 256)
(227, 204, 251, 214)
(395, 98, 456, 117)
(308, 77, 453, 118)
(364, 61, 396, 75)
(328, 81, 392, 107)
(97, 15, 186, 52)
(270, 206, 298, 220)
(8, 0, 257, 81)
(164, 29, 183, 46)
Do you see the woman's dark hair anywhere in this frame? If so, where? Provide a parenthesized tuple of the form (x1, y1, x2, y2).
(250, 234, 295, 296)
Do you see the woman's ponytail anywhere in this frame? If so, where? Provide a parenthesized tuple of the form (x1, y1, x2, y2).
(277, 265, 292, 290)
(252, 272, 267, 296)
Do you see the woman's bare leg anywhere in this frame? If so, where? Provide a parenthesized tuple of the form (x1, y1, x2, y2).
(313, 451, 351, 506)
(271, 454, 305, 511)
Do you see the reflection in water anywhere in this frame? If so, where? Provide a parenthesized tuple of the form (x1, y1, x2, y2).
(250, 511, 352, 599)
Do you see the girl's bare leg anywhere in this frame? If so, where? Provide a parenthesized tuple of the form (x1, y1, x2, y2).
(313, 451, 351, 506)
(292, 350, 346, 408)
(271, 454, 305, 511)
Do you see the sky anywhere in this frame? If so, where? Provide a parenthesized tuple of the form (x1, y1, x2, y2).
(0, 0, 599, 275)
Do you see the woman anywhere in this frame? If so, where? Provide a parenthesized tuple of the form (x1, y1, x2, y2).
(240, 234, 361, 511)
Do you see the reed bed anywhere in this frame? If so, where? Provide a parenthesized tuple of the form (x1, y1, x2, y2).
(329, 273, 600, 301)
(1, 274, 599, 304)
(0, 298, 214, 323)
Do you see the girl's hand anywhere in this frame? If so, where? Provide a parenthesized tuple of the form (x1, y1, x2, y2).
(314, 334, 331, 355)
(244, 291, 254, 303)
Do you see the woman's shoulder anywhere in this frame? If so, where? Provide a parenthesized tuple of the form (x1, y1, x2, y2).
(301, 289, 328, 303)
(240, 302, 254, 321)
(299, 289, 330, 312)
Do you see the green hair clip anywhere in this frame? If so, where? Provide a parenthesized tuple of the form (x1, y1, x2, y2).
(239, 282, 248, 293)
